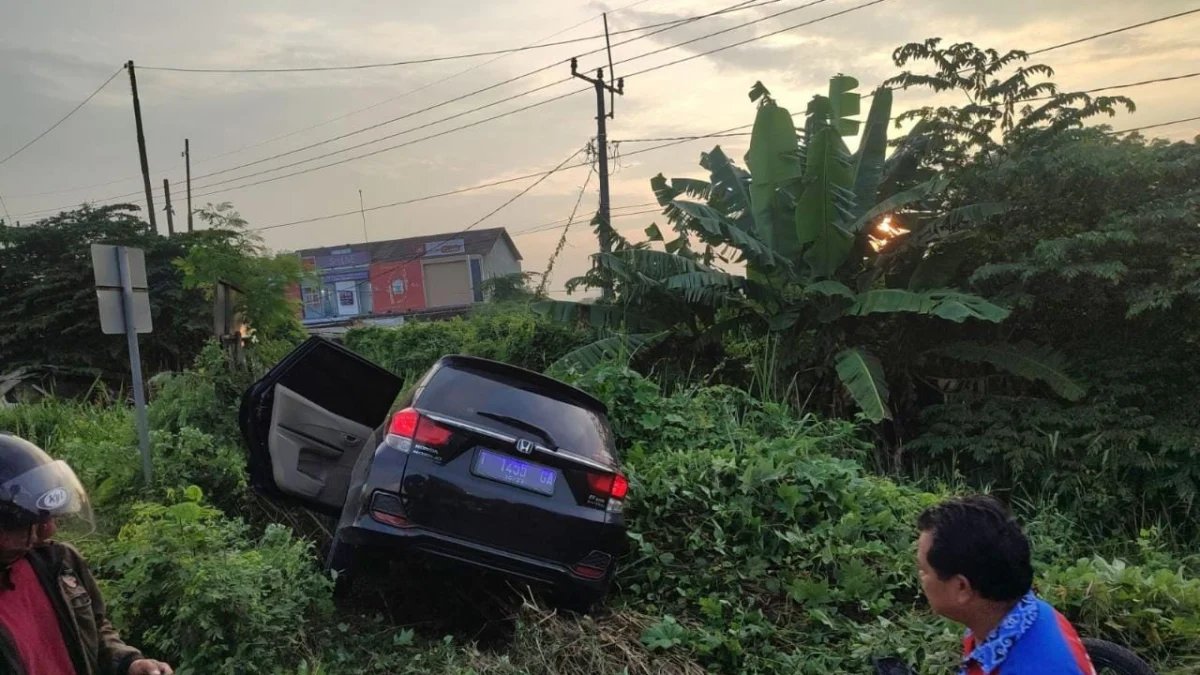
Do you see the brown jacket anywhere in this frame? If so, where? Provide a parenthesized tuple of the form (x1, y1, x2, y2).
(0, 542, 141, 675)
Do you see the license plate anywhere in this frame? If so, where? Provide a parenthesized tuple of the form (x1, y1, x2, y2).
(472, 449, 556, 496)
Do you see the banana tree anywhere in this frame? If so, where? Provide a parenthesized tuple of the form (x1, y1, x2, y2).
(538, 76, 1082, 422)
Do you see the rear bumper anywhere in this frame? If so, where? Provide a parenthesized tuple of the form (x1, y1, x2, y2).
(338, 514, 615, 591)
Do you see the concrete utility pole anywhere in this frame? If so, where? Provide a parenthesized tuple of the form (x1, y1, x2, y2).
(125, 61, 157, 235)
(183, 139, 193, 232)
(570, 14, 623, 298)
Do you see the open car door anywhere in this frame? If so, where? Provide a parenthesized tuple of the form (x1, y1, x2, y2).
(239, 337, 403, 516)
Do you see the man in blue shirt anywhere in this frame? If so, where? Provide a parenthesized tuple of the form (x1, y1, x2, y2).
(916, 496, 1096, 675)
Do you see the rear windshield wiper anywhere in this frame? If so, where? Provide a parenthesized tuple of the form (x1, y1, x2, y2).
(476, 411, 558, 449)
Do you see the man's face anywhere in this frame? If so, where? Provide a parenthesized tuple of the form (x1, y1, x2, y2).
(917, 530, 973, 623)
(0, 527, 34, 566)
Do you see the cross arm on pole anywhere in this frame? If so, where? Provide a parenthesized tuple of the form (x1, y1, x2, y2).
(570, 58, 624, 95)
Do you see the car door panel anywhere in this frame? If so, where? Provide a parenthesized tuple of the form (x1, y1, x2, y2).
(268, 385, 374, 507)
(240, 337, 402, 516)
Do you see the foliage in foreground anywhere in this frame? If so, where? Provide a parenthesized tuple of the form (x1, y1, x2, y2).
(5, 352, 1200, 674)
(93, 488, 332, 673)
(570, 365, 1200, 674)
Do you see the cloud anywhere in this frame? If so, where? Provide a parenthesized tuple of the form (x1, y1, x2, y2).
(3, 0, 1196, 292)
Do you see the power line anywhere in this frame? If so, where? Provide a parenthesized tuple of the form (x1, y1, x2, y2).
(14, 0, 773, 212)
(189, 0, 663, 165)
(1107, 115, 1200, 135)
(0, 0, 698, 200)
(514, 205, 661, 237)
(14, 2, 1199, 217)
(181, 0, 865, 198)
(177, 1, 890, 229)
(1027, 7, 1200, 56)
(181, 0, 771, 186)
(614, 69, 1200, 147)
(614, 132, 751, 142)
(1074, 71, 1200, 96)
(517, 201, 658, 237)
(11, 0, 829, 216)
(251, 157, 591, 232)
(6, 0, 659, 199)
(871, 7, 1200, 97)
(0, 66, 124, 167)
(539, 165, 595, 295)
(137, 0, 766, 73)
(598, 0, 846, 77)
(12, 88, 589, 221)
(341, 145, 588, 290)
(19, 1, 1188, 220)
(189, 89, 587, 199)
(12, 61, 1196, 224)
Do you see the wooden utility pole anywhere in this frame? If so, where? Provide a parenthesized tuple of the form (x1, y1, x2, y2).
(570, 14, 623, 297)
(125, 61, 157, 235)
(183, 139, 193, 232)
(162, 178, 175, 236)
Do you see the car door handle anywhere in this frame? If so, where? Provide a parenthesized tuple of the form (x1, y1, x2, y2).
(342, 434, 359, 445)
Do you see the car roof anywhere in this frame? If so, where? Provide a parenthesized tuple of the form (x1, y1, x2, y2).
(431, 355, 608, 414)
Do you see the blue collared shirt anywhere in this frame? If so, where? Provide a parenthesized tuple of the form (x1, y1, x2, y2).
(960, 592, 1095, 675)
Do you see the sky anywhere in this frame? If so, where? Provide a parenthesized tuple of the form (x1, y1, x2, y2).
(1, 0, 1197, 296)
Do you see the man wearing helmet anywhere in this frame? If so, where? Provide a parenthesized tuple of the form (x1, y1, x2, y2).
(0, 433, 173, 675)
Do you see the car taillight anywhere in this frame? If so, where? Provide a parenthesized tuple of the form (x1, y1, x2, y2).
(587, 471, 628, 513)
(389, 408, 420, 438)
(610, 474, 629, 500)
(587, 472, 628, 497)
(386, 408, 454, 452)
(572, 564, 607, 580)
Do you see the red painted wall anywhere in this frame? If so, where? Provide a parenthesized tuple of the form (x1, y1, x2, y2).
(285, 283, 303, 318)
(370, 260, 426, 314)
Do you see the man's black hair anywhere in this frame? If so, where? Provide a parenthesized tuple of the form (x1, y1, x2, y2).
(917, 495, 1033, 602)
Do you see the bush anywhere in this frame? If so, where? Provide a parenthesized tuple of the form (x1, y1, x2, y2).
(95, 487, 333, 674)
(552, 363, 1200, 674)
(150, 427, 247, 512)
(150, 339, 294, 447)
(1041, 527, 1200, 665)
(561, 362, 864, 457)
(621, 434, 955, 674)
(344, 305, 591, 381)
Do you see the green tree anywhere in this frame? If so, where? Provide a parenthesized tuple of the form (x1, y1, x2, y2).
(0, 202, 305, 385)
(0, 204, 210, 377)
(541, 76, 1076, 425)
(911, 130, 1200, 528)
(174, 202, 305, 342)
(480, 271, 540, 303)
(874, 38, 1200, 529)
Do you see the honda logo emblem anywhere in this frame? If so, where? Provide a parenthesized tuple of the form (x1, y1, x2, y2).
(516, 439, 534, 455)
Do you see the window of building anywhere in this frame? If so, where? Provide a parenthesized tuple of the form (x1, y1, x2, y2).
(390, 278, 406, 295)
(338, 290, 356, 307)
(301, 286, 321, 308)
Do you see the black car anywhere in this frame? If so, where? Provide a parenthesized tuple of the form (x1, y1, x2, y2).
(239, 337, 627, 609)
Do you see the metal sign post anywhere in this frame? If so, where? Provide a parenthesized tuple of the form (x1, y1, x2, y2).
(92, 244, 153, 483)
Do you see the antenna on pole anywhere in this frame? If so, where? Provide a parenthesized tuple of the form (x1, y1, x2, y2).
(603, 13, 617, 117)
(358, 189, 369, 243)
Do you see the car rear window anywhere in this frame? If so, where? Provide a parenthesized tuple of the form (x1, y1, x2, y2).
(417, 365, 617, 465)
